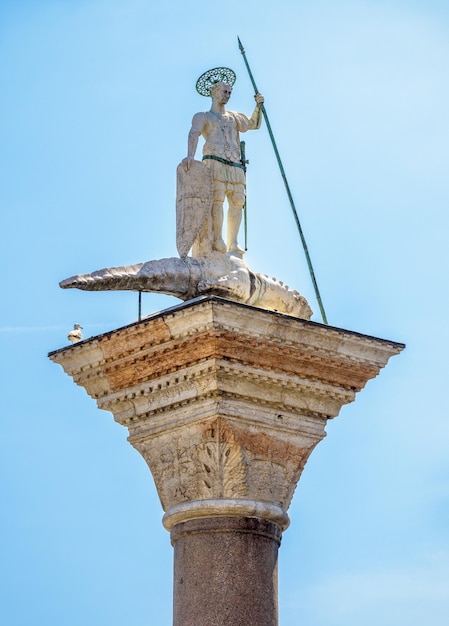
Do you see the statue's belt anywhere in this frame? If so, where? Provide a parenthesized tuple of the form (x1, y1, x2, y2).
(202, 155, 245, 170)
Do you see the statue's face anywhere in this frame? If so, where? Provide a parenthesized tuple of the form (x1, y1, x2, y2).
(212, 82, 232, 105)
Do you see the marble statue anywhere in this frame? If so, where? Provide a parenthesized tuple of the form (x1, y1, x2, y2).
(180, 69, 264, 258)
(59, 67, 313, 320)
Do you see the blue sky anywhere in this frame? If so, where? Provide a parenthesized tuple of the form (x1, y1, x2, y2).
(1, 1, 448, 624)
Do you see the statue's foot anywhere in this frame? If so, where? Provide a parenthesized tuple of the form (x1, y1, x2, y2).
(227, 243, 245, 257)
(212, 238, 227, 253)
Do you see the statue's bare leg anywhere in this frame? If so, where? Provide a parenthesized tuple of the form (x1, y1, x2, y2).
(227, 186, 245, 255)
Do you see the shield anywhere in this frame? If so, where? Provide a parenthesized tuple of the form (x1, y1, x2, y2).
(176, 160, 213, 257)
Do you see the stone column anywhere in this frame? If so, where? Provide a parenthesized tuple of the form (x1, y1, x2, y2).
(171, 516, 281, 626)
(49, 296, 403, 625)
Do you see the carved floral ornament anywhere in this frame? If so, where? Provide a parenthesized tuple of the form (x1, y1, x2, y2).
(130, 415, 316, 520)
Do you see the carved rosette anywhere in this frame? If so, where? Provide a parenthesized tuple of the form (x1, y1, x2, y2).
(49, 297, 404, 531)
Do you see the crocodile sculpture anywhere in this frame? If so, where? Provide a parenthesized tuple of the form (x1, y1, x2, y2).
(60, 253, 312, 320)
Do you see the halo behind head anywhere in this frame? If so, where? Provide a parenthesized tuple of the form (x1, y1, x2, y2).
(196, 67, 236, 97)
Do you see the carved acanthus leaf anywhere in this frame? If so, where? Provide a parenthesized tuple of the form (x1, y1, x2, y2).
(195, 438, 247, 499)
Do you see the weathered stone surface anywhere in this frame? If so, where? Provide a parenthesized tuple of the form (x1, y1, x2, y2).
(176, 159, 213, 257)
(49, 296, 404, 626)
(59, 254, 313, 319)
(171, 516, 281, 626)
(49, 296, 404, 527)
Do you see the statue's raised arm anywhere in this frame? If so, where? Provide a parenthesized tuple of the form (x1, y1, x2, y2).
(248, 93, 264, 129)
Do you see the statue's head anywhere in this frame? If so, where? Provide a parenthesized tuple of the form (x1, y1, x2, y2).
(210, 81, 232, 104)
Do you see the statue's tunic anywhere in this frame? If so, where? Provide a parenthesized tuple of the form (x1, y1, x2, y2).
(190, 110, 251, 187)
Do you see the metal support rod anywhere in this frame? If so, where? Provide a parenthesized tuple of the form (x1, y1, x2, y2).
(238, 36, 328, 324)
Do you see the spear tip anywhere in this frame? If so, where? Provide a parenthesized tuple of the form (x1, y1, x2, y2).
(237, 36, 245, 53)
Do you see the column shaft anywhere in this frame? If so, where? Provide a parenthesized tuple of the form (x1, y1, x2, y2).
(171, 516, 282, 626)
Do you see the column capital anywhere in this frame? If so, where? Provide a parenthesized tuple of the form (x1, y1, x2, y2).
(49, 297, 404, 524)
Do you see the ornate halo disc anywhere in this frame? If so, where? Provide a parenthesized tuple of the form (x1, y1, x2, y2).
(196, 67, 236, 97)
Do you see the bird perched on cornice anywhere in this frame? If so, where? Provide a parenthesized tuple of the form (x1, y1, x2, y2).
(67, 323, 83, 344)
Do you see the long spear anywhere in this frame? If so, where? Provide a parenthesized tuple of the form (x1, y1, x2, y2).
(238, 37, 328, 325)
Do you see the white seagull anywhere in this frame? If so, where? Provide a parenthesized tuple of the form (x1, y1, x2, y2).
(67, 323, 83, 344)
